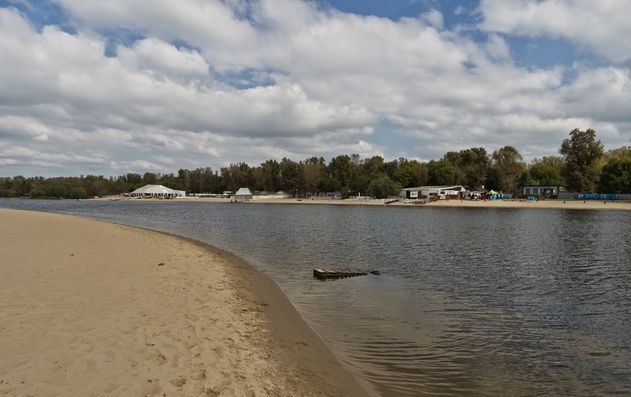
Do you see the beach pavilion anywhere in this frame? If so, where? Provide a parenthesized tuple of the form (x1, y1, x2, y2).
(232, 187, 253, 202)
(130, 184, 185, 199)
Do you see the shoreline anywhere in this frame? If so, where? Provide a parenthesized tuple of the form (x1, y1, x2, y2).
(0, 209, 369, 397)
(84, 196, 631, 211)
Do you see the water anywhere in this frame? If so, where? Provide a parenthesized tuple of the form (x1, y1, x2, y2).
(2, 199, 630, 396)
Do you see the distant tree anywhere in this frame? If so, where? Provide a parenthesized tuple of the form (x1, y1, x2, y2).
(279, 158, 304, 196)
(605, 146, 631, 162)
(254, 160, 281, 192)
(125, 173, 143, 187)
(367, 176, 401, 198)
(302, 157, 327, 193)
(392, 158, 428, 188)
(527, 156, 565, 186)
(600, 148, 631, 193)
(142, 172, 158, 185)
(328, 155, 355, 194)
(491, 146, 525, 194)
(0, 177, 10, 197)
(69, 186, 88, 199)
(174, 169, 191, 191)
(221, 163, 254, 192)
(427, 159, 458, 186)
(9, 175, 30, 197)
(559, 128, 604, 192)
(158, 173, 177, 190)
(362, 156, 385, 178)
(457, 147, 490, 188)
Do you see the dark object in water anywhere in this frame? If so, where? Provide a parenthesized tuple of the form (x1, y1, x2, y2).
(313, 268, 380, 280)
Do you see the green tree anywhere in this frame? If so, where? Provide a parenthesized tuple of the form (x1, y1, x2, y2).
(527, 156, 564, 186)
(279, 158, 304, 196)
(142, 172, 158, 185)
(392, 158, 428, 188)
(328, 155, 355, 195)
(491, 145, 525, 194)
(427, 160, 458, 186)
(221, 163, 254, 192)
(302, 157, 327, 193)
(600, 148, 631, 193)
(255, 160, 281, 192)
(367, 176, 401, 198)
(559, 128, 604, 192)
(8, 176, 30, 197)
(456, 147, 490, 188)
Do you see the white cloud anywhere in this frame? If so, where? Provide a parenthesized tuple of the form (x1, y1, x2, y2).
(0, 115, 51, 141)
(117, 38, 210, 82)
(484, 33, 510, 61)
(479, 0, 631, 63)
(0, 2, 630, 176)
(421, 9, 443, 30)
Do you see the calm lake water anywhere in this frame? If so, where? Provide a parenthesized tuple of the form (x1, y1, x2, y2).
(2, 199, 631, 396)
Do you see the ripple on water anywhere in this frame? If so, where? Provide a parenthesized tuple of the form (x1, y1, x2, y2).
(1, 200, 630, 396)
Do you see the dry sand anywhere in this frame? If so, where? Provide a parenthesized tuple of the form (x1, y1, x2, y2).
(0, 209, 368, 397)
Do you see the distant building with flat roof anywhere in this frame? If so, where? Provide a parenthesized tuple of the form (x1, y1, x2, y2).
(521, 185, 565, 198)
(400, 185, 465, 200)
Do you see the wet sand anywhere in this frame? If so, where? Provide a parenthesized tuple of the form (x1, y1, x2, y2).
(0, 209, 368, 397)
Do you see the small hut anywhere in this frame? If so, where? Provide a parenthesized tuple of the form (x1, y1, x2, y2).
(232, 187, 253, 202)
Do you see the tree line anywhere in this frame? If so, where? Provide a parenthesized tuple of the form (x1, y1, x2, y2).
(1, 129, 630, 199)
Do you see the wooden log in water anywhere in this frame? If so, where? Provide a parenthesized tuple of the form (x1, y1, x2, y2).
(313, 268, 379, 280)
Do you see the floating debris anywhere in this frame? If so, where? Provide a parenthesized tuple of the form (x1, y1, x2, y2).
(313, 268, 380, 280)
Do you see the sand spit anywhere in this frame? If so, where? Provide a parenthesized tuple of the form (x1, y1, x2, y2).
(0, 209, 368, 397)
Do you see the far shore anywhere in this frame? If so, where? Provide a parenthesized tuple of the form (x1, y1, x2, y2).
(86, 195, 631, 211)
(0, 209, 369, 397)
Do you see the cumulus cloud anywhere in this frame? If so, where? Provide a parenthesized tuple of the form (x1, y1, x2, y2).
(421, 9, 443, 30)
(116, 38, 210, 82)
(479, 0, 631, 64)
(0, 1, 630, 176)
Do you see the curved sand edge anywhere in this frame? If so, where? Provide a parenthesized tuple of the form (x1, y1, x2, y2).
(0, 209, 368, 397)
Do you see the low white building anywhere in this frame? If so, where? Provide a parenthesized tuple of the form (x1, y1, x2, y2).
(400, 185, 466, 200)
(130, 184, 185, 199)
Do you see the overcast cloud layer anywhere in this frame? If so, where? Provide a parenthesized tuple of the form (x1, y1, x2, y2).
(0, 0, 630, 176)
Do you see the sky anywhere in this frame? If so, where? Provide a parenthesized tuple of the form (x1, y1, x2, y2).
(0, 0, 630, 177)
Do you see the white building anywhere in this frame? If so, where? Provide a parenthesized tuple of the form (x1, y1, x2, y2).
(400, 185, 466, 200)
(231, 187, 253, 202)
(130, 184, 185, 199)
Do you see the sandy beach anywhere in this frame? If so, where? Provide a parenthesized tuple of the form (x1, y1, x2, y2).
(244, 197, 631, 211)
(95, 194, 631, 211)
(100, 196, 631, 211)
(421, 198, 631, 211)
(0, 209, 368, 397)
